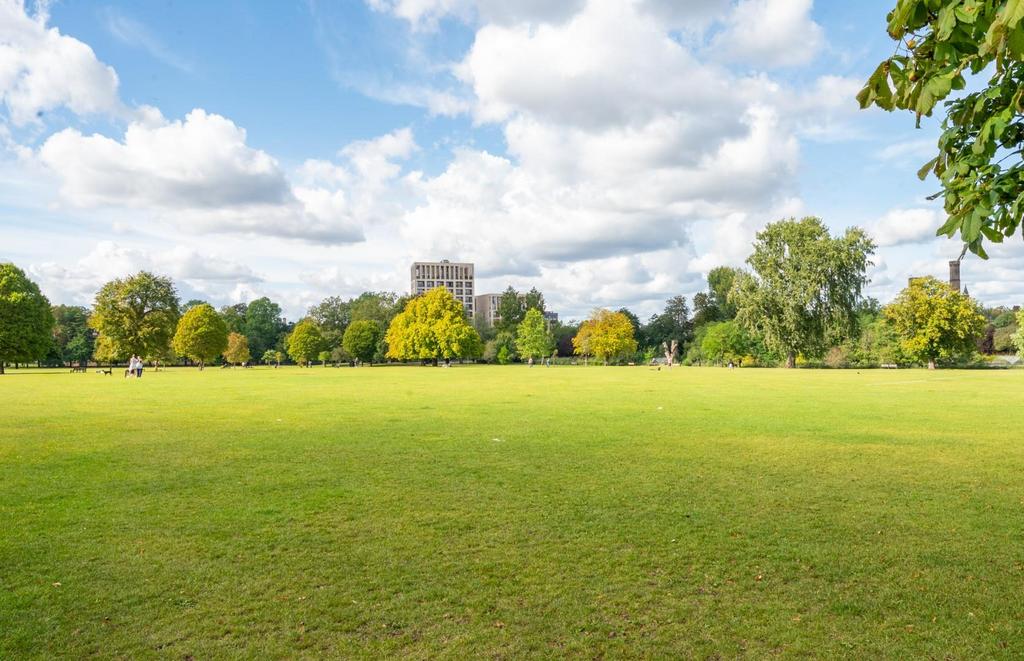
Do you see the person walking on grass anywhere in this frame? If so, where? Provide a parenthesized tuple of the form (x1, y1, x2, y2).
(136, 355, 144, 378)
(125, 355, 136, 378)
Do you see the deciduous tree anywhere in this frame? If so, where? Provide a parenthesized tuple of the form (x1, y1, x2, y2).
(859, 0, 1024, 256)
(245, 297, 284, 360)
(572, 309, 638, 364)
(516, 308, 554, 360)
(1008, 309, 1024, 357)
(90, 271, 180, 365)
(223, 332, 251, 366)
(385, 288, 482, 365)
(700, 321, 751, 366)
(50, 305, 94, 367)
(885, 276, 986, 369)
(0, 264, 54, 373)
(172, 304, 228, 370)
(732, 217, 875, 368)
(343, 319, 383, 365)
(496, 286, 525, 332)
(286, 319, 325, 367)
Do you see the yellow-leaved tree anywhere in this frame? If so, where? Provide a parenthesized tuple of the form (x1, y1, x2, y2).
(385, 287, 482, 366)
(572, 309, 638, 364)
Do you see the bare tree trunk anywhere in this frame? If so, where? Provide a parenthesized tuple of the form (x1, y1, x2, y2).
(0, 362, 4, 374)
(786, 352, 796, 369)
(928, 358, 936, 370)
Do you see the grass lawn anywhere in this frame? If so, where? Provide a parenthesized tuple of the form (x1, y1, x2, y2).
(2, 365, 1023, 658)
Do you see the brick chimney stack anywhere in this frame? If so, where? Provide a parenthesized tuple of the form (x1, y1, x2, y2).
(948, 260, 961, 293)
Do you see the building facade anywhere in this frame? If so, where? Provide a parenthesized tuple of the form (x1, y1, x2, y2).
(411, 260, 475, 317)
(474, 293, 501, 326)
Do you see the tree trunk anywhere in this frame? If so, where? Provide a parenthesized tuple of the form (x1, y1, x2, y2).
(0, 362, 4, 374)
(786, 352, 796, 369)
(199, 361, 204, 371)
(927, 358, 936, 370)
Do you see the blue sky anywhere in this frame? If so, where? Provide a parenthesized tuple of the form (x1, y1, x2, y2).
(2, 0, 1020, 320)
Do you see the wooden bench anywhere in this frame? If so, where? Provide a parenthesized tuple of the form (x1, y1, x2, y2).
(70, 365, 87, 373)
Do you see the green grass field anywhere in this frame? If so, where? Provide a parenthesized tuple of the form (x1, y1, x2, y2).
(2, 365, 1023, 658)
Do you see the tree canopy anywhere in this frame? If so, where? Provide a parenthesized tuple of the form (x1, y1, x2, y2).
(700, 321, 751, 366)
(572, 309, 638, 364)
(643, 295, 692, 358)
(885, 276, 986, 368)
(49, 304, 94, 366)
(496, 286, 526, 332)
(343, 319, 382, 364)
(245, 297, 284, 360)
(224, 332, 251, 365)
(1013, 309, 1024, 356)
(516, 308, 554, 360)
(90, 271, 180, 363)
(385, 287, 482, 364)
(286, 319, 325, 366)
(859, 0, 1024, 256)
(172, 303, 228, 369)
(732, 217, 875, 368)
(0, 263, 54, 373)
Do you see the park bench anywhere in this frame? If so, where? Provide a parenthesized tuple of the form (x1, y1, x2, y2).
(70, 365, 87, 373)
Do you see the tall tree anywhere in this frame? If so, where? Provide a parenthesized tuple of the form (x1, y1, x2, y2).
(522, 287, 545, 313)
(223, 332, 251, 366)
(343, 320, 383, 365)
(1013, 309, 1024, 357)
(350, 291, 401, 326)
(700, 321, 751, 366)
(308, 296, 351, 350)
(244, 297, 284, 360)
(0, 264, 54, 374)
(643, 295, 692, 351)
(385, 288, 482, 365)
(732, 217, 875, 368)
(496, 286, 525, 332)
(516, 308, 554, 360)
(691, 291, 721, 328)
(617, 308, 642, 341)
(50, 305, 94, 367)
(220, 303, 248, 334)
(885, 276, 986, 369)
(286, 319, 325, 367)
(172, 304, 228, 370)
(572, 309, 638, 364)
(707, 267, 740, 320)
(90, 271, 180, 364)
(859, 0, 1024, 256)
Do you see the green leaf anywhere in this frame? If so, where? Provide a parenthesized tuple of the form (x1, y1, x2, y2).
(955, 0, 982, 25)
(887, 0, 920, 39)
(936, 3, 958, 40)
(917, 156, 939, 180)
(936, 214, 961, 237)
(981, 225, 1004, 242)
(962, 208, 983, 241)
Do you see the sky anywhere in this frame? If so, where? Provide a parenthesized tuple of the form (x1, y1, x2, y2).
(2, 0, 1022, 321)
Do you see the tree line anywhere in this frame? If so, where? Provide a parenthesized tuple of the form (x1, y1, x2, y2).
(1, 217, 1022, 372)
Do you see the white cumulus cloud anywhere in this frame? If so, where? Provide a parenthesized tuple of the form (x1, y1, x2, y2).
(0, 0, 124, 124)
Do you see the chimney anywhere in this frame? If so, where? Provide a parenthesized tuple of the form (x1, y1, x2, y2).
(948, 260, 961, 293)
